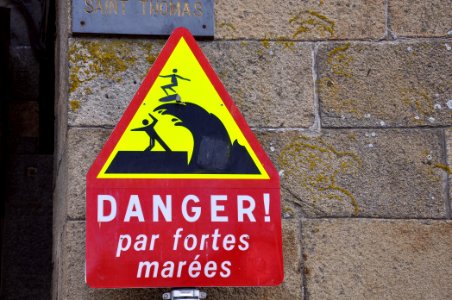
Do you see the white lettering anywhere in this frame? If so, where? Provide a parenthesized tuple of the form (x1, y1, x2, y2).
(134, 234, 147, 251)
(181, 194, 201, 222)
(97, 194, 117, 222)
(137, 261, 159, 278)
(173, 228, 183, 250)
(124, 195, 144, 222)
(96, 193, 268, 222)
(116, 234, 131, 257)
(152, 195, 172, 222)
(237, 195, 256, 222)
(211, 195, 228, 222)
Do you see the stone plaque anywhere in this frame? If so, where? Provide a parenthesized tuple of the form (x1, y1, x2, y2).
(72, 0, 214, 37)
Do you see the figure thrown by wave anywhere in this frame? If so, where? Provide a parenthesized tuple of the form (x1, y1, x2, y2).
(131, 113, 171, 152)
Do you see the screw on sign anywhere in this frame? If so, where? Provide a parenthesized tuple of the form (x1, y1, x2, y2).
(85, 28, 283, 289)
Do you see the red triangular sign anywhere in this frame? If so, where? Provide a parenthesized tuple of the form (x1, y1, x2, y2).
(86, 27, 283, 288)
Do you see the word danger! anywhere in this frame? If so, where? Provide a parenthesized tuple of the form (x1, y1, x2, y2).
(97, 193, 272, 223)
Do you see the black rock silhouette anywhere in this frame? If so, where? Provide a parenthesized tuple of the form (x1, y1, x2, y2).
(154, 102, 260, 174)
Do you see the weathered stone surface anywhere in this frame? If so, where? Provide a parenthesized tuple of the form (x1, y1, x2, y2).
(60, 221, 165, 299)
(318, 41, 452, 127)
(194, 219, 302, 299)
(302, 219, 452, 299)
(67, 127, 111, 219)
(201, 41, 314, 127)
(56, 1, 452, 299)
(61, 220, 301, 299)
(68, 39, 315, 128)
(446, 128, 452, 217)
(53, 150, 68, 300)
(55, 0, 70, 167)
(389, 0, 452, 37)
(257, 129, 448, 218)
(215, 0, 385, 40)
(67, 38, 163, 127)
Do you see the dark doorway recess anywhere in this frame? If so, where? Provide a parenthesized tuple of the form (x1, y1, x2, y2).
(0, 1, 55, 299)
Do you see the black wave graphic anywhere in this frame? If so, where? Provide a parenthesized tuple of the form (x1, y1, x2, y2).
(106, 102, 260, 174)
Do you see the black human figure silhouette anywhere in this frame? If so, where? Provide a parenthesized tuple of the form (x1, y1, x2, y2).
(131, 113, 171, 152)
(159, 69, 190, 95)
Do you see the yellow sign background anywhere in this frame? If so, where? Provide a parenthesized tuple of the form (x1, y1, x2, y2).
(98, 37, 268, 179)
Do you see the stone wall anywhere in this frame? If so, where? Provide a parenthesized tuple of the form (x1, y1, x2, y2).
(53, 0, 452, 299)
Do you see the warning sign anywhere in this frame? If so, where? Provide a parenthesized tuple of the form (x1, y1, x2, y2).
(97, 33, 267, 179)
(86, 28, 283, 288)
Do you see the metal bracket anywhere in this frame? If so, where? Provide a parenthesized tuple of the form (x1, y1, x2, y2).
(162, 288, 207, 300)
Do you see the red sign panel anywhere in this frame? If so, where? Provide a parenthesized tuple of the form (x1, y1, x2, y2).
(86, 27, 283, 288)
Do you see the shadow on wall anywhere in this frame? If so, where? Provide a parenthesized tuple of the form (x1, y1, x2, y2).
(0, 1, 55, 298)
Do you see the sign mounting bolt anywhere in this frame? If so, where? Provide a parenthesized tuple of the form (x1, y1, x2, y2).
(162, 288, 207, 299)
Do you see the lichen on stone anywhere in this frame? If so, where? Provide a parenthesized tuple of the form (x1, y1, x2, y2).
(327, 43, 353, 77)
(218, 22, 236, 31)
(278, 135, 362, 216)
(318, 76, 359, 115)
(433, 162, 451, 174)
(146, 54, 157, 65)
(401, 86, 439, 122)
(69, 100, 81, 112)
(289, 10, 335, 38)
(68, 40, 153, 94)
(275, 36, 295, 49)
(84, 87, 93, 95)
(261, 38, 270, 49)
